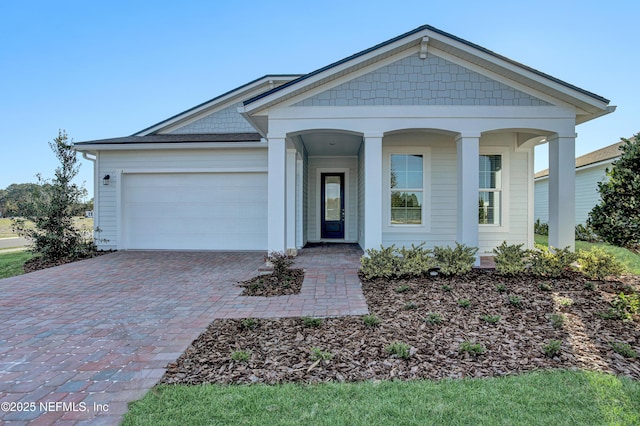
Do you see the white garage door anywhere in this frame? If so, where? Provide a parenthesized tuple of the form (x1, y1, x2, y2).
(122, 173, 267, 250)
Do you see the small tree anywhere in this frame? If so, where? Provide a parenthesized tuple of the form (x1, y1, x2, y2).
(588, 133, 640, 251)
(13, 130, 94, 261)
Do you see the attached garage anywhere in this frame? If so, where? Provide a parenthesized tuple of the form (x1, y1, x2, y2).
(121, 172, 267, 250)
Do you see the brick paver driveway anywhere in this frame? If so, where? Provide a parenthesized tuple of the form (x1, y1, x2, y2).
(0, 246, 368, 425)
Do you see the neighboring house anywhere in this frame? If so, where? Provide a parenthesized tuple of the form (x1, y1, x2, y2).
(74, 25, 614, 256)
(535, 141, 624, 225)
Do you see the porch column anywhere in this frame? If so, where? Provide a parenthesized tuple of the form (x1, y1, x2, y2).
(363, 134, 383, 251)
(456, 134, 480, 263)
(267, 136, 286, 253)
(285, 148, 297, 254)
(548, 133, 576, 250)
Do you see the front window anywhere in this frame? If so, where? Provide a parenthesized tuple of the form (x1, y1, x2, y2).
(390, 154, 423, 224)
(479, 154, 502, 225)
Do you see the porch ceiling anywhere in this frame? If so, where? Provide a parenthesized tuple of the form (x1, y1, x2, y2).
(299, 132, 363, 156)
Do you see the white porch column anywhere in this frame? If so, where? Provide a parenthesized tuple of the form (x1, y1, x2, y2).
(456, 134, 480, 263)
(285, 148, 297, 253)
(548, 134, 576, 250)
(363, 134, 383, 251)
(267, 136, 287, 253)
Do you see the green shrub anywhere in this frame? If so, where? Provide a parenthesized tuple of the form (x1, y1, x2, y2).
(433, 242, 478, 276)
(424, 312, 444, 325)
(266, 251, 295, 281)
(575, 224, 599, 242)
(539, 281, 553, 291)
(495, 284, 506, 293)
(402, 301, 418, 310)
(457, 298, 471, 308)
(610, 342, 638, 359)
(230, 350, 251, 362)
(396, 243, 436, 277)
(549, 313, 566, 329)
(360, 245, 400, 280)
(394, 285, 410, 293)
(302, 317, 323, 327)
(362, 314, 381, 327)
(480, 314, 501, 324)
(385, 342, 411, 359)
(543, 339, 562, 357)
(508, 295, 523, 308)
(534, 219, 548, 236)
(577, 247, 626, 280)
(530, 246, 577, 278)
(459, 341, 485, 356)
(240, 318, 258, 330)
(310, 347, 334, 361)
(441, 284, 452, 292)
(493, 241, 527, 275)
(609, 292, 640, 321)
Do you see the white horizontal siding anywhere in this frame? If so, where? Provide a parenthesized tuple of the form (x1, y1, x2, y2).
(575, 165, 608, 225)
(95, 148, 267, 250)
(534, 162, 611, 226)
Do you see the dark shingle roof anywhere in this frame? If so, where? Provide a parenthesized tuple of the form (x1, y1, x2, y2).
(74, 133, 262, 146)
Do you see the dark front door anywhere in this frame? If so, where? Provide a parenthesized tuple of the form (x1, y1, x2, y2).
(321, 173, 345, 239)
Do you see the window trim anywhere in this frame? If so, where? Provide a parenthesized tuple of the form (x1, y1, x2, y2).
(382, 147, 431, 232)
(479, 147, 509, 233)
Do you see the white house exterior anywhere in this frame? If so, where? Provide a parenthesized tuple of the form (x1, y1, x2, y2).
(535, 141, 623, 225)
(75, 25, 614, 255)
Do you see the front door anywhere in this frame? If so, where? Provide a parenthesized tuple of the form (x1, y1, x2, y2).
(321, 173, 345, 239)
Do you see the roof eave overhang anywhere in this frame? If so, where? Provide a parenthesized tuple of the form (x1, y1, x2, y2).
(74, 141, 266, 151)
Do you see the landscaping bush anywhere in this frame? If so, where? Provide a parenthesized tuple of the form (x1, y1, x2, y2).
(396, 243, 436, 277)
(530, 246, 577, 278)
(360, 245, 401, 280)
(534, 219, 548, 236)
(433, 242, 478, 276)
(588, 133, 640, 251)
(575, 224, 600, 243)
(360, 244, 436, 280)
(611, 292, 639, 321)
(577, 247, 626, 280)
(493, 241, 527, 276)
(266, 251, 294, 281)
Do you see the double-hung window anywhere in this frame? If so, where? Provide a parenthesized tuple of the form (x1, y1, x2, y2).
(479, 154, 502, 225)
(390, 154, 423, 225)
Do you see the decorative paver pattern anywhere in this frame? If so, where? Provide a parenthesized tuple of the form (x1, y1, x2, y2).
(0, 245, 368, 425)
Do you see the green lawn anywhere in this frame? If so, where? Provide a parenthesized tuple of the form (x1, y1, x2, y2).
(0, 217, 93, 238)
(123, 370, 639, 425)
(535, 233, 640, 275)
(0, 251, 32, 279)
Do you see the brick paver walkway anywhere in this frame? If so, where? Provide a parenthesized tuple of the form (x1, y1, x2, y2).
(0, 245, 368, 425)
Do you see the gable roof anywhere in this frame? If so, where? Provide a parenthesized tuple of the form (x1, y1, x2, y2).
(244, 25, 609, 108)
(534, 140, 626, 179)
(135, 74, 301, 136)
(240, 25, 612, 127)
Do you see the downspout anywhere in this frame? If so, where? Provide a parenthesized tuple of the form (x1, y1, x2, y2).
(81, 152, 99, 246)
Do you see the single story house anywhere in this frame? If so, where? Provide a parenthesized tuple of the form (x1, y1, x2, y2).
(535, 140, 624, 225)
(75, 25, 614, 256)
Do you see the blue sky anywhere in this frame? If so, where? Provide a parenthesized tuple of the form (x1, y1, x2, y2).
(1, 1, 637, 198)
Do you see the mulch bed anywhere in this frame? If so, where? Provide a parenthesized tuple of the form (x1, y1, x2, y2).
(162, 271, 640, 385)
(238, 269, 305, 297)
(23, 250, 114, 273)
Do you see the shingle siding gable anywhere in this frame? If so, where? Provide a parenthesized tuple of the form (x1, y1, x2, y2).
(294, 53, 551, 107)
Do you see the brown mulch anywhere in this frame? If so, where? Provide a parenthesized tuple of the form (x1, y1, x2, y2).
(238, 269, 305, 297)
(162, 270, 640, 385)
(23, 250, 114, 273)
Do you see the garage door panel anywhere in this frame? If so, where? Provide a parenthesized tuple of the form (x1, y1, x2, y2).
(123, 173, 267, 250)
